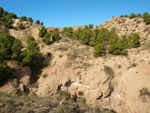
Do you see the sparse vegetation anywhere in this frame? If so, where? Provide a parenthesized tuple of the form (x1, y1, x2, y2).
(0, 91, 116, 113)
(139, 87, 150, 102)
(18, 23, 25, 29)
(27, 17, 33, 22)
(143, 12, 150, 25)
(20, 16, 27, 21)
(120, 12, 150, 25)
(104, 66, 114, 79)
(129, 13, 136, 19)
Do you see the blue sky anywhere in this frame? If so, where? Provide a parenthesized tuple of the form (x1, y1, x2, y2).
(0, 0, 150, 28)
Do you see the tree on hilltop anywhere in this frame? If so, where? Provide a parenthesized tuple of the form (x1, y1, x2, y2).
(129, 13, 136, 19)
(20, 16, 27, 21)
(137, 13, 142, 17)
(27, 17, 33, 22)
(143, 12, 150, 25)
(35, 20, 40, 24)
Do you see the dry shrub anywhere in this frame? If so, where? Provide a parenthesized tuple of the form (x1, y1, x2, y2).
(104, 66, 114, 79)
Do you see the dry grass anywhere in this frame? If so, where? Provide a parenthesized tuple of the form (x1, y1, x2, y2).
(0, 91, 116, 113)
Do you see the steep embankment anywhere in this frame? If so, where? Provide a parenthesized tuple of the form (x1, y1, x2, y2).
(35, 17, 150, 113)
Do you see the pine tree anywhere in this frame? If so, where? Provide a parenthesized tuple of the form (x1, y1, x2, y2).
(42, 32, 52, 44)
(21, 36, 40, 67)
(52, 28, 59, 41)
(93, 43, 105, 57)
(11, 39, 22, 61)
(39, 26, 47, 37)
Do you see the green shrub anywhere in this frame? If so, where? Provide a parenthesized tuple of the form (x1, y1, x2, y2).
(143, 12, 150, 25)
(132, 33, 140, 47)
(0, 33, 14, 60)
(124, 15, 129, 17)
(94, 43, 105, 57)
(18, 23, 25, 29)
(11, 39, 22, 61)
(77, 97, 86, 104)
(35, 20, 40, 24)
(42, 32, 52, 44)
(27, 17, 33, 22)
(5, 13, 17, 21)
(38, 26, 47, 37)
(4, 19, 12, 28)
(57, 91, 71, 101)
(53, 105, 74, 113)
(1, 16, 6, 21)
(52, 28, 59, 41)
(41, 22, 43, 25)
(129, 13, 136, 19)
(89, 24, 94, 29)
(21, 36, 40, 67)
(137, 13, 142, 17)
(0, 60, 12, 85)
(20, 16, 27, 21)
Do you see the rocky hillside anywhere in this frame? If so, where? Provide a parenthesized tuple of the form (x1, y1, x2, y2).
(0, 16, 150, 113)
(97, 17, 150, 42)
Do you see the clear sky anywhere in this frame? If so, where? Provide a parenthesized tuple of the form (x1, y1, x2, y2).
(0, 0, 150, 28)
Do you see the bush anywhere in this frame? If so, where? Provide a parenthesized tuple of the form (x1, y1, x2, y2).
(42, 32, 52, 44)
(11, 39, 22, 61)
(21, 36, 40, 67)
(4, 19, 12, 28)
(52, 28, 59, 41)
(53, 105, 74, 113)
(20, 16, 27, 21)
(137, 13, 142, 17)
(18, 23, 25, 29)
(143, 12, 150, 25)
(129, 13, 136, 19)
(94, 43, 105, 57)
(41, 22, 43, 25)
(89, 24, 94, 29)
(1, 16, 6, 21)
(77, 97, 86, 104)
(0, 60, 12, 85)
(35, 20, 40, 24)
(57, 91, 71, 101)
(132, 33, 140, 47)
(27, 17, 33, 22)
(38, 26, 47, 37)
(0, 33, 14, 60)
(5, 13, 17, 21)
